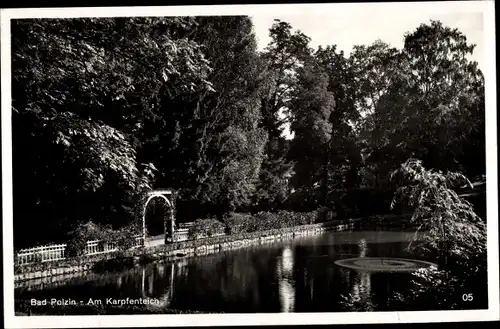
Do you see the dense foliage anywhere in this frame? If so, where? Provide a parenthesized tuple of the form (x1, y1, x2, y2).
(222, 211, 317, 235)
(65, 221, 141, 257)
(188, 218, 225, 239)
(390, 159, 486, 266)
(349, 158, 488, 311)
(12, 17, 485, 253)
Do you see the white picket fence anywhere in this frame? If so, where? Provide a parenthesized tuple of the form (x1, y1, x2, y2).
(16, 244, 67, 265)
(173, 228, 190, 242)
(16, 236, 144, 265)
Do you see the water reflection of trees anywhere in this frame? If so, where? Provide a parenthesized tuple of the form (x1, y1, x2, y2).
(339, 237, 377, 311)
(276, 245, 296, 312)
(337, 234, 423, 311)
(350, 238, 372, 301)
(290, 236, 364, 312)
(162, 247, 283, 312)
(192, 251, 259, 300)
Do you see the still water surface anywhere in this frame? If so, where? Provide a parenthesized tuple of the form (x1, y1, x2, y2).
(16, 230, 432, 313)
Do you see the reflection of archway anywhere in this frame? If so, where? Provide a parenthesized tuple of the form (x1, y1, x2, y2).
(140, 263, 176, 307)
(142, 189, 176, 244)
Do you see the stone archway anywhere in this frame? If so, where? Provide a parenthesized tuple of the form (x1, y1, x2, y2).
(142, 189, 176, 245)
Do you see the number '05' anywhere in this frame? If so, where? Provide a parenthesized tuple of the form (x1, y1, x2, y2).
(462, 294, 474, 301)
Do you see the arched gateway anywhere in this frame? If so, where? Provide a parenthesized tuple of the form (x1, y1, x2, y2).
(142, 189, 176, 245)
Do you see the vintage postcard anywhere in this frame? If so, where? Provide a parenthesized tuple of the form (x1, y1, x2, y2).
(2, 1, 498, 327)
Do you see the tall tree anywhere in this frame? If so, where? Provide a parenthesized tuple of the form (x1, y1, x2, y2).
(401, 20, 485, 177)
(350, 40, 402, 117)
(349, 40, 406, 188)
(255, 20, 313, 210)
(314, 46, 362, 213)
(357, 20, 485, 189)
(143, 16, 267, 221)
(288, 60, 335, 207)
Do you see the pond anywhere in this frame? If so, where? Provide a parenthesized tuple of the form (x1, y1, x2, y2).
(15, 230, 449, 314)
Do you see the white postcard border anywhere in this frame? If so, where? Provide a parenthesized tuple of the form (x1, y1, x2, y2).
(2, 2, 498, 327)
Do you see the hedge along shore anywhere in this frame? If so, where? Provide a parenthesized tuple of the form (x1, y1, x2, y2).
(14, 214, 412, 284)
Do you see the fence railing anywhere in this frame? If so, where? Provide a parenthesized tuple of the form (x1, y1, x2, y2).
(16, 244, 67, 265)
(178, 222, 194, 229)
(84, 240, 119, 255)
(16, 236, 144, 266)
(172, 228, 190, 242)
